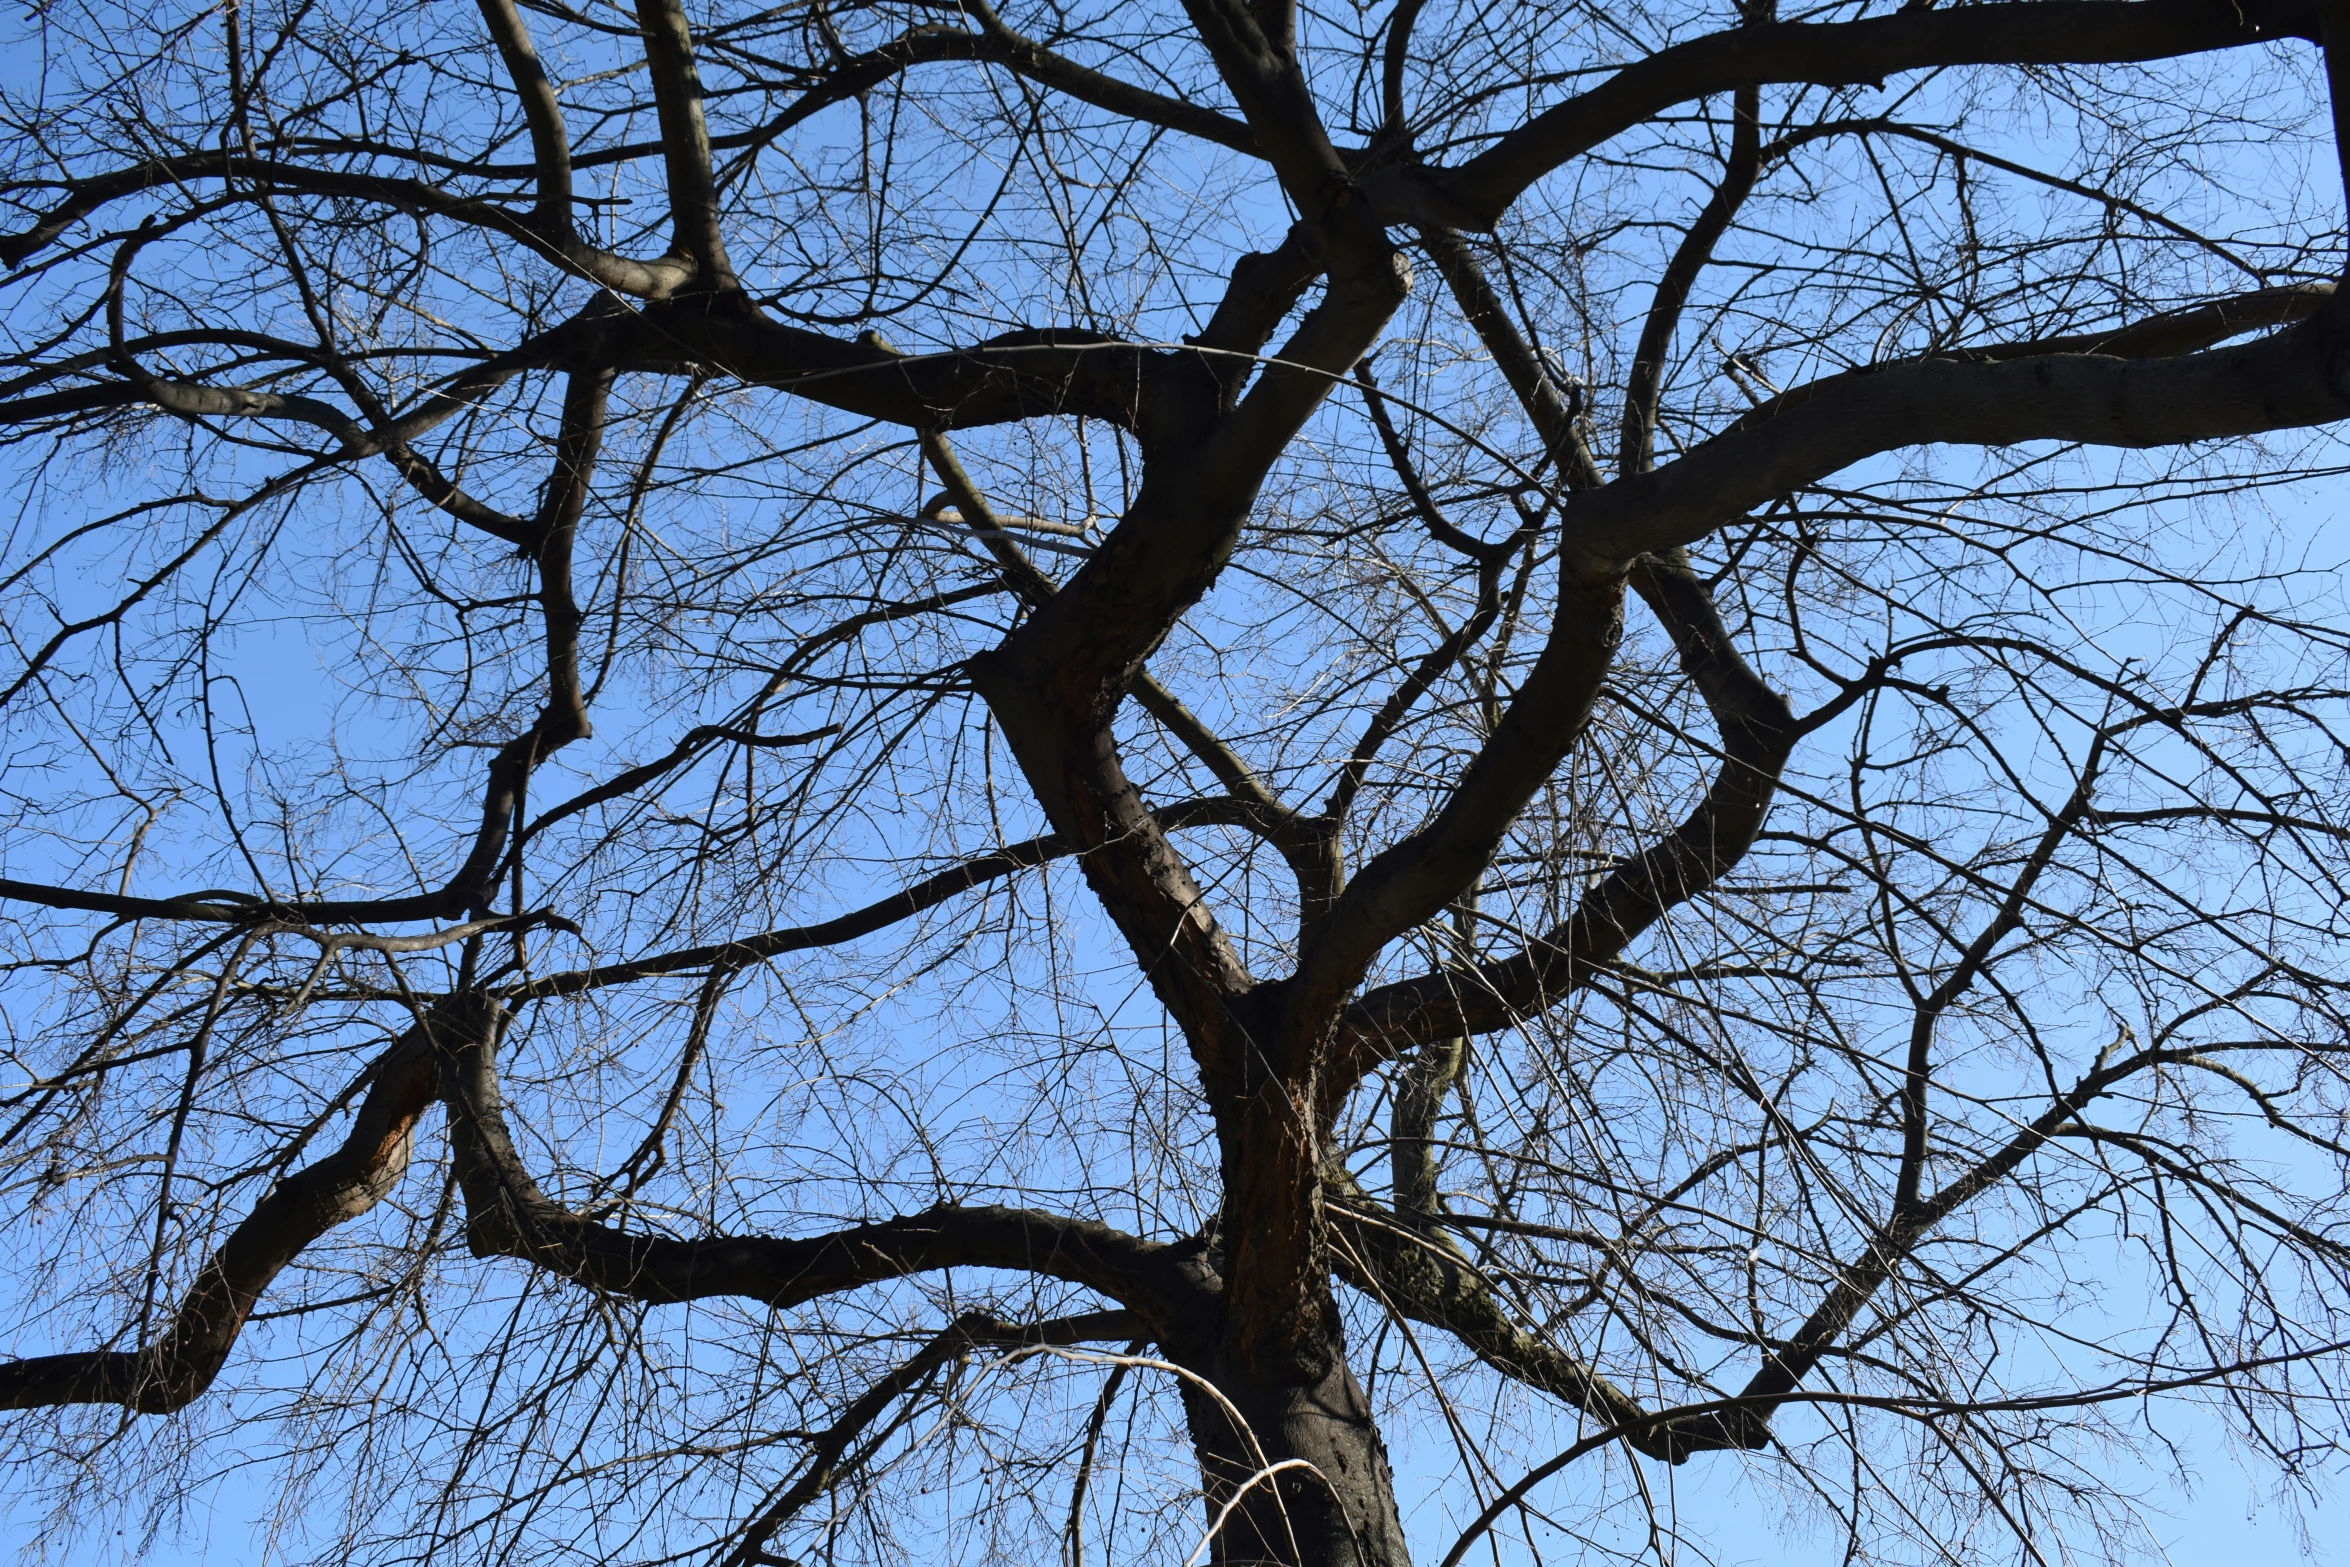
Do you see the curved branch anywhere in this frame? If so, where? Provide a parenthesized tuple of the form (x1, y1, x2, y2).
(1365, 0, 2316, 230)
(8, 210, 1220, 450)
(0, 1008, 448, 1412)
(1620, 84, 1759, 478)
(724, 1307, 1142, 1567)
(0, 800, 1270, 958)
(635, 0, 737, 291)
(928, 426, 1334, 913)
(440, 1005, 1185, 1315)
(475, 0, 573, 220)
(1724, 281, 2333, 428)
(1383, 0, 1432, 133)
(0, 458, 331, 709)
(1274, 230, 1625, 1046)
(637, 19, 1260, 180)
(31, 364, 537, 545)
(1, 155, 693, 294)
(8, 359, 612, 923)
(941, 4, 1259, 159)
(1285, 563, 1622, 1050)
(15, 304, 652, 551)
(1335, 552, 1796, 1081)
(1330, 362, 1537, 827)
(522, 723, 838, 847)
(1569, 304, 2350, 567)
(1324, 1173, 1756, 1462)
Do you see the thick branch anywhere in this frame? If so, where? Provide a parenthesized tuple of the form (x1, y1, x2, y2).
(962, 254, 1410, 1105)
(1325, 1174, 1755, 1462)
(954, 278, 1437, 1379)
(0, 1007, 449, 1412)
(1335, 554, 1796, 1080)
(1364, 0, 2317, 230)
(663, 315, 1159, 431)
(634, 0, 738, 290)
(531, 368, 613, 748)
(948, 61, 1407, 1366)
(1387, 1030, 1462, 1221)
(440, 1006, 1186, 1316)
(1178, 0, 1351, 212)
(1569, 305, 2350, 567)
(1725, 282, 2334, 428)
(1, 310, 1158, 504)
(1186, 225, 1326, 414)
(1287, 566, 1622, 1051)
(475, 0, 573, 220)
(2320, 0, 2350, 216)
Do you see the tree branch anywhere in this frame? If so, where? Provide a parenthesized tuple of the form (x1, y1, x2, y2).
(1726, 281, 2333, 428)
(634, 0, 739, 292)
(666, 315, 1159, 431)
(0, 1006, 449, 1412)
(1284, 565, 1622, 1055)
(1334, 554, 1796, 1084)
(1566, 304, 2350, 568)
(474, 0, 573, 222)
(1620, 84, 1760, 479)
(510, 795, 1287, 998)
(1, 155, 696, 295)
(1325, 1173, 1757, 1462)
(724, 1307, 1142, 1567)
(1329, 362, 1535, 825)
(440, 1003, 1188, 1316)
(1363, 0, 2318, 230)
(1724, 1028, 2171, 1440)
(957, 2, 1258, 159)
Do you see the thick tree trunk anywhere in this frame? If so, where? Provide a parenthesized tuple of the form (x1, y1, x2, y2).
(1168, 1322, 1412, 1567)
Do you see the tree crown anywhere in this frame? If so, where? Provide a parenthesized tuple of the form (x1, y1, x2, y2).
(5, 1, 2350, 1563)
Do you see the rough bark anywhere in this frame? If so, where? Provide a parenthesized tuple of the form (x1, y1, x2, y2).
(1164, 1311, 1414, 1567)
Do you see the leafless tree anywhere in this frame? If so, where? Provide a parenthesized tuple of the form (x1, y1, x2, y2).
(7, 0, 2350, 1563)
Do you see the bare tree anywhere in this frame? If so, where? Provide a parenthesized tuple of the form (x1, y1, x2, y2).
(7, 0, 2350, 1562)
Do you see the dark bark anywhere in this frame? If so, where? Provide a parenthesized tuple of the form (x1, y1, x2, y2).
(1362, 0, 2320, 229)
(0, 1002, 455, 1412)
(1163, 1311, 1413, 1567)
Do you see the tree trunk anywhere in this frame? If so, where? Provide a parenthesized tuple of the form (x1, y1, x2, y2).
(1169, 1321, 1412, 1567)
